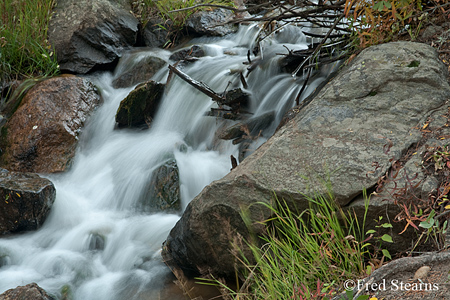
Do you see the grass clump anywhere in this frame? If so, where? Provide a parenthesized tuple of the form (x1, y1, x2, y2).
(207, 188, 371, 300)
(0, 0, 59, 82)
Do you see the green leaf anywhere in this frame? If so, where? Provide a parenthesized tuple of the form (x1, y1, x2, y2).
(419, 221, 434, 229)
(382, 249, 392, 260)
(429, 209, 436, 219)
(373, 2, 383, 11)
(366, 229, 376, 234)
(381, 234, 393, 243)
(381, 223, 393, 228)
(361, 242, 372, 249)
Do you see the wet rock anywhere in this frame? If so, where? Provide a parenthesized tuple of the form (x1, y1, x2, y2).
(218, 111, 275, 140)
(0, 169, 56, 235)
(112, 56, 166, 89)
(0, 255, 9, 268)
(115, 81, 165, 128)
(163, 41, 450, 278)
(48, 0, 139, 74)
(143, 160, 181, 212)
(0, 283, 54, 300)
(0, 76, 101, 173)
(142, 19, 171, 48)
(184, 8, 237, 37)
(169, 45, 205, 62)
(88, 233, 106, 251)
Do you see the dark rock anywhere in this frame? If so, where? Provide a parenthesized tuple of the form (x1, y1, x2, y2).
(162, 175, 270, 278)
(48, 0, 139, 74)
(184, 8, 237, 37)
(0, 283, 54, 300)
(169, 45, 205, 62)
(218, 111, 275, 140)
(0, 169, 55, 235)
(222, 88, 250, 110)
(0, 255, 9, 268)
(112, 56, 166, 89)
(143, 160, 181, 212)
(163, 41, 450, 278)
(142, 19, 171, 48)
(88, 233, 106, 251)
(0, 76, 101, 173)
(115, 80, 165, 128)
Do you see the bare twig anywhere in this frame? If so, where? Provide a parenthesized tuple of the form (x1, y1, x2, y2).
(292, 13, 345, 77)
(168, 64, 223, 102)
(168, 1, 273, 14)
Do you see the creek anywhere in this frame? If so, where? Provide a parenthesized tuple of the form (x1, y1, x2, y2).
(0, 24, 334, 299)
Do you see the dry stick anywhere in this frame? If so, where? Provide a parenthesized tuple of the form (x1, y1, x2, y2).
(168, 1, 272, 14)
(409, 1, 450, 19)
(240, 72, 248, 89)
(228, 0, 346, 23)
(292, 13, 344, 77)
(292, 13, 345, 105)
(294, 66, 312, 106)
(168, 64, 224, 102)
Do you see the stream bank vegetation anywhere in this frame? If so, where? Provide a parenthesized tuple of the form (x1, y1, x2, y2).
(193, 176, 449, 300)
(0, 0, 59, 84)
(131, 0, 236, 46)
(193, 186, 390, 300)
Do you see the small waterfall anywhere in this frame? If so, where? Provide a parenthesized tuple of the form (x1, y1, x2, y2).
(0, 24, 336, 299)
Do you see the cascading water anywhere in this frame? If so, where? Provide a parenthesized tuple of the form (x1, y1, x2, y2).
(0, 24, 335, 299)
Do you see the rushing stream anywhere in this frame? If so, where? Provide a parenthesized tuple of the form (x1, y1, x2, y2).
(0, 24, 333, 299)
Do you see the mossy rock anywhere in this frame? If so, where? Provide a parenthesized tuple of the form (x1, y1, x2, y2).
(115, 80, 165, 128)
(143, 159, 181, 212)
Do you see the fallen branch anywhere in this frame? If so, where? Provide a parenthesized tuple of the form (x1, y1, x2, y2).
(227, 0, 346, 24)
(168, 64, 223, 102)
(168, 64, 250, 114)
(168, 1, 272, 14)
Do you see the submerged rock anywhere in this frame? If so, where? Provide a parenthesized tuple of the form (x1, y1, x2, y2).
(218, 111, 275, 140)
(169, 45, 205, 62)
(142, 159, 181, 212)
(163, 41, 450, 278)
(48, 0, 139, 74)
(0, 76, 101, 173)
(0, 283, 54, 300)
(0, 169, 56, 235)
(115, 80, 165, 128)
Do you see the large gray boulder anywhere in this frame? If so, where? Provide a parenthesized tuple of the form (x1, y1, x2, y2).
(0, 169, 56, 235)
(48, 0, 139, 74)
(162, 41, 450, 278)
